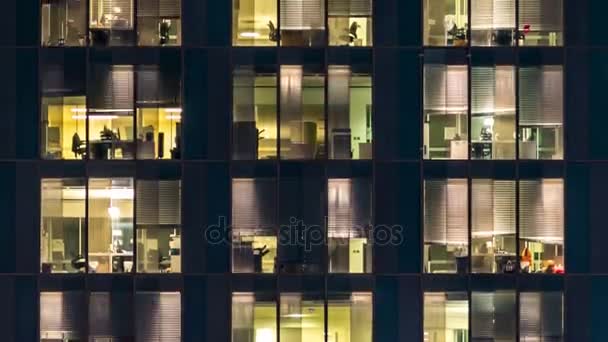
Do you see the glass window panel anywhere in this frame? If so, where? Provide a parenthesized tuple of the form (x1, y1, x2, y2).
(328, 0, 372, 46)
(424, 179, 469, 274)
(423, 64, 469, 160)
(233, 67, 278, 160)
(471, 66, 516, 160)
(424, 292, 469, 342)
(88, 178, 134, 273)
(280, 66, 326, 160)
(471, 291, 516, 341)
(328, 67, 372, 160)
(519, 179, 564, 274)
(423, 0, 469, 46)
(89, 0, 136, 46)
(328, 292, 373, 342)
(41, 0, 86, 46)
(518, 0, 563, 46)
(328, 179, 372, 273)
(280, 0, 326, 46)
(40, 291, 85, 341)
(233, 0, 278, 46)
(41, 179, 86, 274)
(89, 291, 134, 340)
(520, 292, 563, 341)
(232, 292, 277, 342)
(280, 293, 325, 342)
(470, 0, 516, 46)
(135, 292, 181, 342)
(137, 0, 182, 46)
(42, 96, 87, 160)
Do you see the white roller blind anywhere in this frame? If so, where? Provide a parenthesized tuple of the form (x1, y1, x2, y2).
(136, 180, 181, 226)
(232, 178, 276, 233)
(424, 65, 468, 114)
(280, 0, 325, 30)
(519, 179, 563, 243)
(328, 0, 372, 16)
(519, 0, 563, 32)
(135, 292, 181, 342)
(40, 292, 84, 339)
(519, 66, 563, 126)
(424, 179, 468, 245)
(328, 178, 372, 235)
(520, 292, 563, 340)
(472, 66, 515, 115)
(472, 180, 516, 236)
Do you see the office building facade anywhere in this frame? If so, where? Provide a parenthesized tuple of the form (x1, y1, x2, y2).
(0, 0, 606, 340)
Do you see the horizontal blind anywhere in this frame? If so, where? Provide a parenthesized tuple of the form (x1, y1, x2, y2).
(136, 180, 181, 226)
(471, 0, 515, 29)
(424, 65, 468, 114)
(328, 178, 372, 234)
(135, 292, 181, 342)
(232, 178, 276, 232)
(138, 0, 181, 18)
(280, 0, 325, 29)
(472, 66, 515, 115)
(520, 292, 563, 340)
(40, 292, 84, 337)
(89, 292, 133, 338)
(519, 66, 563, 126)
(328, 0, 372, 16)
(90, 65, 134, 110)
(472, 180, 515, 236)
(472, 291, 516, 339)
(519, 0, 562, 32)
(519, 179, 563, 242)
(424, 179, 468, 245)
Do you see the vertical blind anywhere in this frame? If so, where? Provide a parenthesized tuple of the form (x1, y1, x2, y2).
(471, 291, 516, 340)
(89, 292, 133, 339)
(472, 180, 516, 236)
(519, 0, 563, 31)
(520, 292, 563, 340)
(519, 179, 563, 243)
(136, 180, 181, 226)
(280, 0, 325, 29)
(424, 65, 468, 114)
(471, 66, 516, 115)
(40, 292, 84, 338)
(135, 292, 181, 342)
(232, 178, 277, 232)
(519, 66, 563, 126)
(328, 0, 372, 16)
(328, 178, 372, 234)
(137, 0, 181, 18)
(424, 179, 468, 245)
(471, 0, 515, 29)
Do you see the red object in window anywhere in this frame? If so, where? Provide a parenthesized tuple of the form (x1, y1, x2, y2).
(554, 265, 565, 274)
(523, 24, 531, 34)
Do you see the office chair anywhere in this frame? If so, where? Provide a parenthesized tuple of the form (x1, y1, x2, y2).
(71, 132, 87, 158)
(268, 21, 279, 42)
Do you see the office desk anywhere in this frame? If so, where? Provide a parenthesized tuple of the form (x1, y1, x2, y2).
(90, 140, 135, 160)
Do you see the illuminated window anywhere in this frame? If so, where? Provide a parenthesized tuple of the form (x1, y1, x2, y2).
(232, 293, 277, 342)
(232, 0, 278, 46)
(89, 0, 136, 46)
(137, 0, 182, 46)
(472, 290, 516, 341)
(135, 292, 181, 341)
(518, 0, 563, 46)
(280, 293, 325, 342)
(279, 0, 326, 46)
(41, 0, 86, 46)
(424, 292, 469, 342)
(423, 0, 468, 46)
(470, 0, 516, 46)
(40, 291, 85, 341)
(328, 0, 372, 46)
(520, 292, 563, 340)
(328, 292, 373, 342)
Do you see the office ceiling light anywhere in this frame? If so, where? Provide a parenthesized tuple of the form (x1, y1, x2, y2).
(240, 32, 261, 38)
(72, 115, 119, 120)
(165, 108, 183, 113)
(107, 206, 121, 218)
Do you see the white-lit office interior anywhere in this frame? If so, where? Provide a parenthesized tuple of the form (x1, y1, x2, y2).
(424, 178, 564, 274)
(233, 64, 372, 160)
(40, 291, 181, 341)
(41, 178, 182, 274)
(424, 0, 562, 47)
(423, 61, 563, 160)
(41, 0, 182, 46)
(232, 0, 372, 46)
(41, 60, 182, 160)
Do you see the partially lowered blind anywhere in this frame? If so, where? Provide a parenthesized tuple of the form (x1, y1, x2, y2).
(89, 292, 133, 339)
(232, 178, 276, 232)
(519, 179, 563, 243)
(471, 66, 515, 115)
(424, 65, 468, 114)
(471, 291, 516, 340)
(40, 292, 84, 339)
(424, 179, 468, 245)
(519, 66, 563, 126)
(280, 0, 325, 30)
(138, 0, 181, 18)
(135, 292, 181, 342)
(520, 292, 563, 340)
(472, 180, 516, 236)
(90, 65, 134, 110)
(471, 0, 515, 29)
(328, 0, 372, 16)
(519, 0, 563, 32)
(136, 180, 181, 226)
(328, 178, 372, 234)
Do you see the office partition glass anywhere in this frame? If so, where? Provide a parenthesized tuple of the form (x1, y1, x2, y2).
(40, 291, 85, 341)
(423, 64, 469, 160)
(328, 0, 372, 46)
(279, 0, 326, 46)
(328, 66, 372, 160)
(232, 0, 278, 46)
(518, 65, 563, 160)
(520, 292, 563, 341)
(472, 179, 516, 273)
(471, 291, 516, 341)
(233, 66, 278, 160)
(471, 66, 516, 160)
(423, 0, 468, 46)
(135, 292, 181, 342)
(89, 0, 136, 46)
(41, 179, 86, 274)
(136, 0, 182, 46)
(328, 179, 372, 273)
(232, 293, 277, 342)
(518, 0, 563, 46)
(328, 292, 373, 342)
(41, 0, 86, 46)
(424, 292, 469, 342)
(424, 179, 469, 274)
(280, 66, 326, 159)
(470, 0, 516, 46)
(136, 180, 181, 273)
(519, 179, 564, 274)
(280, 293, 325, 342)
(88, 178, 134, 273)
(89, 291, 134, 340)
(232, 178, 277, 273)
